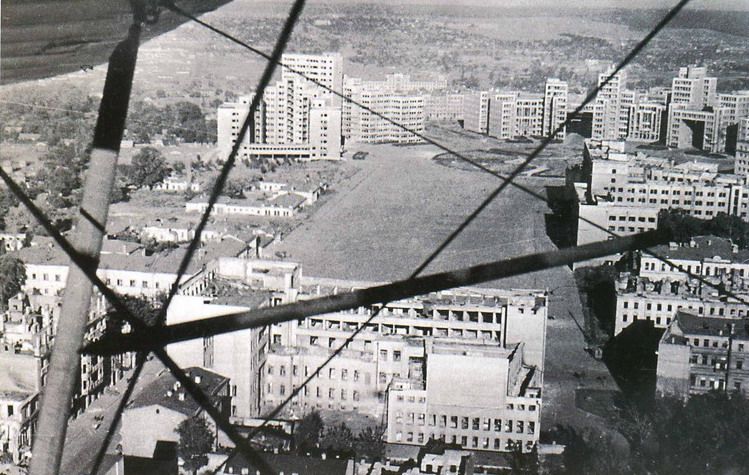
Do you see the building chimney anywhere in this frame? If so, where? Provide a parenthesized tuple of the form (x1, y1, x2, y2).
(194, 375, 202, 384)
(178, 392, 185, 401)
(321, 453, 326, 460)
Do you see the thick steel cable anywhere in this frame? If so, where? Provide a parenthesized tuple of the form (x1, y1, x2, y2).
(84, 229, 673, 354)
(89, 301, 172, 474)
(81, 0, 307, 471)
(161, 0, 740, 304)
(88, 353, 146, 474)
(0, 158, 277, 475)
(153, 0, 307, 335)
(160, 1, 702, 464)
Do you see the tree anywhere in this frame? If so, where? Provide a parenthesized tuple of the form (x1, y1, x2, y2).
(355, 425, 385, 460)
(657, 209, 749, 249)
(649, 392, 749, 474)
(107, 294, 166, 330)
(509, 442, 539, 474)
(129, 147, 170, 189)
(320, 422, 354, 453)
(176, 416, 213, 475)
(294, 410, 323, 452)
(0, 255, 25, 311)
(173, 161, 186, 175)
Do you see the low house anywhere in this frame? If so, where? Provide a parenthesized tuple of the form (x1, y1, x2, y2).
(120, 367, 231, 459)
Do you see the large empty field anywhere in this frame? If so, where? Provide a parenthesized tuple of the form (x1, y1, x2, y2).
(275, 143, 619, 431)
(276, 143, 555, 287)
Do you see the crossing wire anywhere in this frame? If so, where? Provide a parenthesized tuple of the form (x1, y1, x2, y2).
(86, 0, 308, 471)
(163, 2, 749, 470)
(161, 0, 745, 308)
(4, 0, 734, 472)
(83, 230, 674, 355)
(0, 159, 276, 475)
(1, 0, 308, 472)
(156, 2, 707, 468)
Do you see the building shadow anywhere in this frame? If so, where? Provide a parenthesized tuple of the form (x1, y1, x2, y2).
(544, 184, 577, 250)
(602, 320, 664, 408)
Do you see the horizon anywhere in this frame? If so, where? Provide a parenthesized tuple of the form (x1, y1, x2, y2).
(281, 0, 749, 11)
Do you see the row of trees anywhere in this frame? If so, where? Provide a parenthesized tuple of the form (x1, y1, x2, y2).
(293, 411, 385, 460)
(657, 209, 749, 249)
(555, 392, 749, 475)
(125, 101, 215, 145)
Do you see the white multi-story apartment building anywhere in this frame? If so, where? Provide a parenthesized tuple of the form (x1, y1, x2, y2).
(424, 93, 465, 122)
(736, 118, 749, 176)
(614, 240, 749, 336)
(343, 77, 425, 144)
(216, 95, 265, 159)
(542, 78, 568, 140)
(474, 79, 567, 140)
(719, 91, 749, 127)
(216, 53, 344, 161)
(463, 92, 491, 135)
(576, 140, 749, 243)
(355, 73, 447, 95)
(385, 340, 541, 454)
(514, 94, 544, 138)
(626, 100, 666, 142)
(666, 105, 727, 154)
(670, 66, 718, 109)
(592, 67, 627, 140)
(665, 66, 729, 153)
(167, 259, 548, 433)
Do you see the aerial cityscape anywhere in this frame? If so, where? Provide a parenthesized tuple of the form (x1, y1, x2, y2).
(1, 0, 748, 474)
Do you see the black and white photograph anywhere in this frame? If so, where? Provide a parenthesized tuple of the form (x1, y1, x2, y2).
(1, 0, 748, 473)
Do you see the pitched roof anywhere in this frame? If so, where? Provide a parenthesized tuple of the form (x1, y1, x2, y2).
(674, 311, 749, 340)
(128, 367, 228, 416)
(648, 236, 749, 263)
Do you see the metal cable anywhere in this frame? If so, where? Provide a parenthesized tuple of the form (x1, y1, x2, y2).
(163, 0, 745, 308)
(153, 0, 307, 337)
(5, 0, 733, 472)
(0, 159, 277, 475)
(158, 2, 708, 468)
(84, 0, 308, 471)
(84, 230, 673, 354)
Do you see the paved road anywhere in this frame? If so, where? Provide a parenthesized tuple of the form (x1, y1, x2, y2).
(59, 358, 166, 475)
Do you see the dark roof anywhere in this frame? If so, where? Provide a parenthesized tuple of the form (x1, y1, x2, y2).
(13, 237, 247, 274)
(648, 236, 749, 263)
(675, 311, 749, 340)
(129, 367, 227, 416)
(223, 452, 351, 475)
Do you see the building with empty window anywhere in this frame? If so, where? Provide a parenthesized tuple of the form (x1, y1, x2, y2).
(385, 340, 541, 454)
(342, 77, 426, 144)
(216, 53, 344, 161)
(656, 311, 749, 400)
(592, 66, 627, 141)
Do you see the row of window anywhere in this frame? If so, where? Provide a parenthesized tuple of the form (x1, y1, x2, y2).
(690, 353, 744, 369)
(265, 383, 361, 401)
(393, 414, 536, 434)
(267, 365, 372, 383)
(394, 431, 534, 452)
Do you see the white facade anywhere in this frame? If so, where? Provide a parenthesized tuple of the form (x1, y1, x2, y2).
(343, 77, 426, 144)
(592, 67, 627, 140)
(542, 78, 568, 140)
